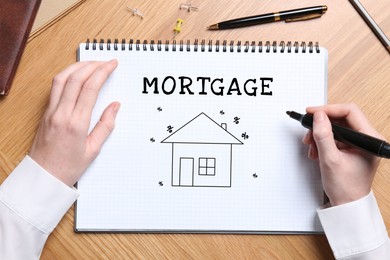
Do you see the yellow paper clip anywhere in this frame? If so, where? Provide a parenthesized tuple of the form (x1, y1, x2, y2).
(173, 19, 184, 37)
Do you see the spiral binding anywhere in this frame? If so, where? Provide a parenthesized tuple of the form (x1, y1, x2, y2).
(85, 39, 321, 53)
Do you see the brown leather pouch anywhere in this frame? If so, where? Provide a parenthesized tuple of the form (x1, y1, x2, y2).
(0, 0, 42, 95)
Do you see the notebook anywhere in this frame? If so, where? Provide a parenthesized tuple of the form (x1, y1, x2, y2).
(75, 39, 328, 233)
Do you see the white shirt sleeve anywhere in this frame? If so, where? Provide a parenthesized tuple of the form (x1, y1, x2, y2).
(318, 191, 390, 259)
(0, 155, 79, 260)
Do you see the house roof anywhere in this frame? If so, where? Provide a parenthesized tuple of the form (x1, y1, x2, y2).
(161, 113, 243, 144)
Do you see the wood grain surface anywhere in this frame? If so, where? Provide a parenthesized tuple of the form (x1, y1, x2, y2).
(0, 0, 389, 259)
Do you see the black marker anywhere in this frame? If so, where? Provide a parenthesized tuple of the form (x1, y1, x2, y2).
(286, 111, 390, 159)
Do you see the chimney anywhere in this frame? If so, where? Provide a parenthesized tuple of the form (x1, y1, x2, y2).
(221, 123, 227, 130)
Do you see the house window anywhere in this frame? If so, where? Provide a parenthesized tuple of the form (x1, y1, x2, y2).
(198, 158, 216, 176)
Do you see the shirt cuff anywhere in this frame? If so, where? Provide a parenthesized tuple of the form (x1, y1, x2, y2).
(317, 191, 388, 259)
(0, 155, 79, 234)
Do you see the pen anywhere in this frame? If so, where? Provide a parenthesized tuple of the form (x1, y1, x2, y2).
(286, 111, 390, 159)
(207, 5, 328, 30)
(349, 0, 390, 54)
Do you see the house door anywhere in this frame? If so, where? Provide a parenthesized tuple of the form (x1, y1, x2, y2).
(179, 158, 194, 186)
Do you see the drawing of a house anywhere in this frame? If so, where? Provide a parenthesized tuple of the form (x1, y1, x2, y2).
(161, 113, 243, 187)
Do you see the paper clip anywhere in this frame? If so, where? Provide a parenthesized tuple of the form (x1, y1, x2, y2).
(180, 3, 199, 12)
(127, 7, 144, 19)
(173, 18, 184, 37)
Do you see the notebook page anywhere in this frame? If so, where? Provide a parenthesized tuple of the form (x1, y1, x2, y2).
(76, 41, 327, 233)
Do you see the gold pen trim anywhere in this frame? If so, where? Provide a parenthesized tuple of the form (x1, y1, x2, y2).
(207, 24, 219, 30)
(274, 12, 281, 21)
(285, 13, 323, 22)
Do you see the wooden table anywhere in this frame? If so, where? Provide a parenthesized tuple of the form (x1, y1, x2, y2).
(1, 0, 389, 258)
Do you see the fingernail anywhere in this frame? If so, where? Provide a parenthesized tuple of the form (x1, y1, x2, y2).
(308, 145, 313, 159)
(302, 132, 309, 143)
(113, 102, 121, 113)
(306, 106, 317, 113)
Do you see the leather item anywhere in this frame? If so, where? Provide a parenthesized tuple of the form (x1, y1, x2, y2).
(0, 0, 42, 95)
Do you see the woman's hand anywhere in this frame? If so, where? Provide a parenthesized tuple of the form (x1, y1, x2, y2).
(29, 60, 120, 187)
(302, 103, 383, 206)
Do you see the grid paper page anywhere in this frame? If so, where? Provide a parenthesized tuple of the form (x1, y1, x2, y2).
(75, 41, 328, 233)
